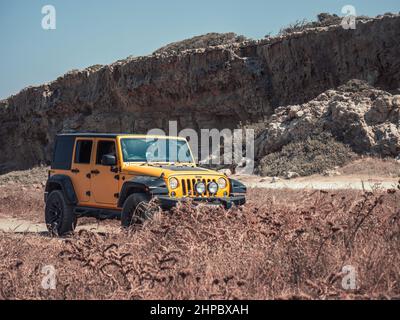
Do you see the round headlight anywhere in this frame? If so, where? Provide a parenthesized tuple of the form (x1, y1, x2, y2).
(195, 182, 206, 194)
(169, 178, 179, 190)
(208, 181, 219, 194)
(217, 177, 227, 189)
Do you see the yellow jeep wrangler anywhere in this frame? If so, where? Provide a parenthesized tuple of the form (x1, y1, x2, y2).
(44, 133, 246, 236)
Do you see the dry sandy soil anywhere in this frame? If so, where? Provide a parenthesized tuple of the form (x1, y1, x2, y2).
(238, 158, 400, 191)
(0, 158, 399, 300)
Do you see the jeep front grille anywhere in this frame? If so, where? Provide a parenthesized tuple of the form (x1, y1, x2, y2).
(180, 178, 217, 197)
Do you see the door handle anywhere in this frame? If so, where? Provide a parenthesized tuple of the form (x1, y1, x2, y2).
(91, 170, 100, 175)
(71, 168, 80, 174)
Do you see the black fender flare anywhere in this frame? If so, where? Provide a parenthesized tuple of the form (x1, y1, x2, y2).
(118, 175, 168, 208)
(45, 175, 78, 205)
(229, 178, 247, 194)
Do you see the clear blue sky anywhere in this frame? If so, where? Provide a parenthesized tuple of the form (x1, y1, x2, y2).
(0, 0, 398, 99)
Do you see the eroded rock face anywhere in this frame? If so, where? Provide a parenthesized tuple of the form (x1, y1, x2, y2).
(0, 15, 400, 172)
(255, 80, 400, 159)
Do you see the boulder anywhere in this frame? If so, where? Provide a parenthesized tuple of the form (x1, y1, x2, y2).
(284, 171, 300, 180)
(255, 80, 400, 159)
(322, 169, 341, 177)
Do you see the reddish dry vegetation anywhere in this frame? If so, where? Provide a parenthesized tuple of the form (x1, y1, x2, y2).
(0, 184, 44, 221)
(0, 187, 399, 300)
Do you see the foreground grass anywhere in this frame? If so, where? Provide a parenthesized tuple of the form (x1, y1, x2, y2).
(0, 188, 399, 300)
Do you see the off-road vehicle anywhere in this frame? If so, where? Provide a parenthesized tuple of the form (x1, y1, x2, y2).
(45, 133, 246, 236)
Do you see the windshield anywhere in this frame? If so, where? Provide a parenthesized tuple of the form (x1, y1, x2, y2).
(120, 138, 194, 163)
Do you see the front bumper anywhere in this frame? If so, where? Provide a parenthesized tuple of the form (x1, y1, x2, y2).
(155, 195, 246, 210)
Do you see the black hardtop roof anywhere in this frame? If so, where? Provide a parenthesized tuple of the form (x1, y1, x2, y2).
(57, 133, 126, 138)
(56, 133, 185, 139)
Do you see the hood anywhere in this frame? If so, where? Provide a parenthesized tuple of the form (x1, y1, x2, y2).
(121, 164, 222, 178)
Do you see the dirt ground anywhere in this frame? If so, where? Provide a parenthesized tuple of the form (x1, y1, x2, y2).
(1, 158, 398, 232)
(238, 157, 400, 191)
(237, 174, 399, 191)
(0, 159, 399, 300)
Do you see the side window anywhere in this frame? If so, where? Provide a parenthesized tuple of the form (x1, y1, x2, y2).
(74, 140, 93, 164)
(96, 140, 116, 164)
(52, 136, 75, 170)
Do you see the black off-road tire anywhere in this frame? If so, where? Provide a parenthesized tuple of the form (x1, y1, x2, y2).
(45, 190, 77, 236)
(121, 193, 153, 228)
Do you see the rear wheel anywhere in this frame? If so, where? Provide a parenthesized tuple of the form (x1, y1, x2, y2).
(45, 190, 76, 236)
(121, 193, 155, 227)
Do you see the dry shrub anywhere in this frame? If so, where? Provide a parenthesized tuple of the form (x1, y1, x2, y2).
(278, 13, 373, 35)
(0, 188, 399, 300)
(278, 13, 341, 35)
(258, 133, 355, 177)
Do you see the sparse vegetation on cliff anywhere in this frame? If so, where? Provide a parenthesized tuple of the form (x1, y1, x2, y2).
(153, 32, 249, 55)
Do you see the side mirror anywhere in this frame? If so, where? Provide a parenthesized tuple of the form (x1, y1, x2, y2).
(101, 154, 116, 166)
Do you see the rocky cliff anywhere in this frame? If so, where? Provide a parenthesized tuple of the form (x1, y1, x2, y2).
(256, 80, 400, 158)
(0, 15, 399, 173)
(255, 80, 400, 176)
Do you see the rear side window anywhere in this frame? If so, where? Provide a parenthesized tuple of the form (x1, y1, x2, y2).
(52, 136, 75, 170)
(74, 140, 93, 164)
